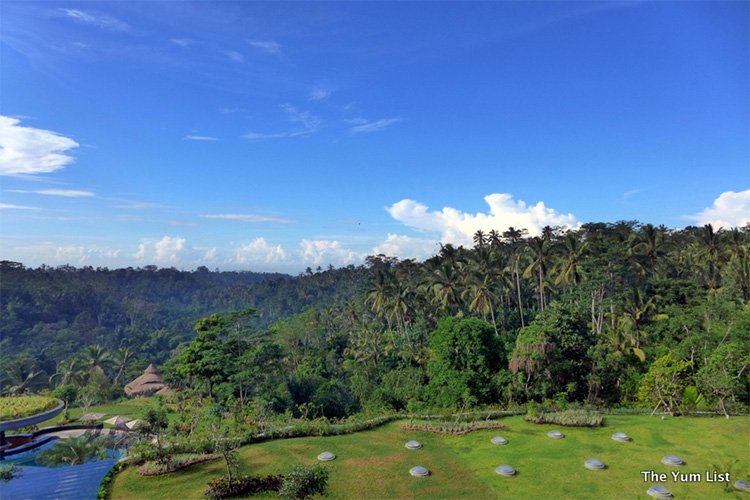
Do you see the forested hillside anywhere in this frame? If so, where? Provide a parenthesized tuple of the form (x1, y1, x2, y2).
(2, 222, 749, 418)
(0, 262, 368, 392)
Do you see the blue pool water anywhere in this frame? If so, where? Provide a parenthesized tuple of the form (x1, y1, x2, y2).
(0, 438, 125, 500)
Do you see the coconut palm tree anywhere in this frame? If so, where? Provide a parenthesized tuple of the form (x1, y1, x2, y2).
(49, 357, 86, 387)
(523, 237, 553, 311)
(473, 230, 487, 249)
(424, 263, 463, 313)
(629, 224, 671, 277)
(461, 271, 500, 335)
(554, 233, 589, 286)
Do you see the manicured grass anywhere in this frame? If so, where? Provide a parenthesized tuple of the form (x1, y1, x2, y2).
(0, 395, 58, 421)
(47, 398, 155, 426)
(111, 415, 750, 499)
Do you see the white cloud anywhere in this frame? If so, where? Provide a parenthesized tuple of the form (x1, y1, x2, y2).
(350, 117, 401, 134)
(372, 234, 439, 261)
(154, 236, 186, 262)
(170, 38, 193, 47)
(4, 243, 121, 266)
(247, 40, 281, 54)
(184, 135, 219, 141)
(134, 236, 187, 263)
(202, 213, 293, 223)
(688, 190, 750, 229)
(300, 239, 363, 266)
(9, 188, 94, 197)
(387, 194, 580, 247)
(57, 8, 130, 32)
(0, 116, 79, 176)
(0, 203, 39, 210)
(225, 50, 245, 63)
(234, 238, 287, 264)
(243, 104, 320, 140)
(310, 87, 331, 101)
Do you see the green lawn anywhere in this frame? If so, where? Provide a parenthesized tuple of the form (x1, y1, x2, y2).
(111, 415, 750, 499)
(46, 397, 155, 427)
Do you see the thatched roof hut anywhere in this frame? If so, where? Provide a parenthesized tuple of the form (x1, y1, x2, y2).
(124, 364, 170, 397)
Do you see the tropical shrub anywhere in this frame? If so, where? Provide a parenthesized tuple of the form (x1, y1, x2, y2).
(0, 395, 58, 421)
(204, 474, 283, 499)
(524, 408, 603, 427)
(278, 465, 329, 500)
(0, 463, 20, 482)
(138, 453, 220, 476)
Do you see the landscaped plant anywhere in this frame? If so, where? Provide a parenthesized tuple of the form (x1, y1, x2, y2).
(36, 432, 120, 466)
(400, 419, 505, 435)
(0, 395, 58, 421)
(138, 453, 220, 476)
(204, 474, 283, 499)
(524, 408, 603, 427)
(278, 465, 329, 500)
(0, 463, 20, 482)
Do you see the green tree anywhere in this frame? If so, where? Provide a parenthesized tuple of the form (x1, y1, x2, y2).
(637, 352, 693, 415)
(427, 317, 502, 407)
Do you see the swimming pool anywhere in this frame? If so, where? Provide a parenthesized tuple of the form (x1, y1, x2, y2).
(0, 438, 125, 499)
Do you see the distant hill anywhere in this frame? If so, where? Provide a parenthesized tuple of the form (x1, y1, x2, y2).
(0, 261, 369, 377)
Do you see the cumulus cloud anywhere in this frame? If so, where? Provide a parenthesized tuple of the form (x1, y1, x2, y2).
(57, 8, 130, 32)
(372, 234, 439, 261)
(386, 194, 580, 247)
(134, 236, 186, 263)
(247, 40, 281, 54)
(0, 116, 79, 176)
(202, 213, 294, 223)
(350, 117, 401, 134)
(300, 239, 363, 266)
(688, 190, 750, 228)
(234, 238, 287, 264)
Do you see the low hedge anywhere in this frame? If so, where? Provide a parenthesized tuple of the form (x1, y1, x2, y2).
(204, 474, 283, 499)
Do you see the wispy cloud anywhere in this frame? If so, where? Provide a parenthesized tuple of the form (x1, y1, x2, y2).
(57, 8, 130, 32)
(184, 135, 219, 142)
(202, 213, 294, 223)
(0, 116, 79, 176)
(349, 117, 401, 134)
(9, 188, 94, 197)
(170, 38, 193, 48)
(310, 87, 331, 101)
(246, 40, 281, 55)
(225, 50, 245, 63)
(243, 104, 320, 140)
(0, 203, 40, 210)
(622, 189, 641, 201)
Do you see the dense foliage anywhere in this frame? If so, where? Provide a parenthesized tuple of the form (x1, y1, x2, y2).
(0, 395, 58, 421)
(2, 222, 749, 422)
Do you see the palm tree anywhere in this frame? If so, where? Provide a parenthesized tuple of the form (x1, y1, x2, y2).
(503, 227, 528, 326)
(366, 270, 395, 331)
(425, 263, 463, 313)
(473, 230, 487, 249)
(1, 356, 42, 396)
(554, 233, 589, 286)
(619, 288, 657, 349)
(524, 237, 553, 311)
(49, 357, 86, 387)
(79, 344, 115, 379)
(693, 224, 725, 289)
(488, 230, 503, 249)
(629, 224, 670, 277)
(461, 271, 500, 335)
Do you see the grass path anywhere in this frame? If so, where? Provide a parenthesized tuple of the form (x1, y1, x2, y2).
(111, 415, 750, 499)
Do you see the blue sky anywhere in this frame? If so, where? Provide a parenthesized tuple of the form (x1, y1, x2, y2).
(1, 1, 748, 272)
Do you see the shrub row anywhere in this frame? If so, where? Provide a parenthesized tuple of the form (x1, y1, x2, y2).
(400, 420, 505, 435)
(138, 453, 220, 476)
(524, 409, 603, 427)
(204, 474, 283, 499)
